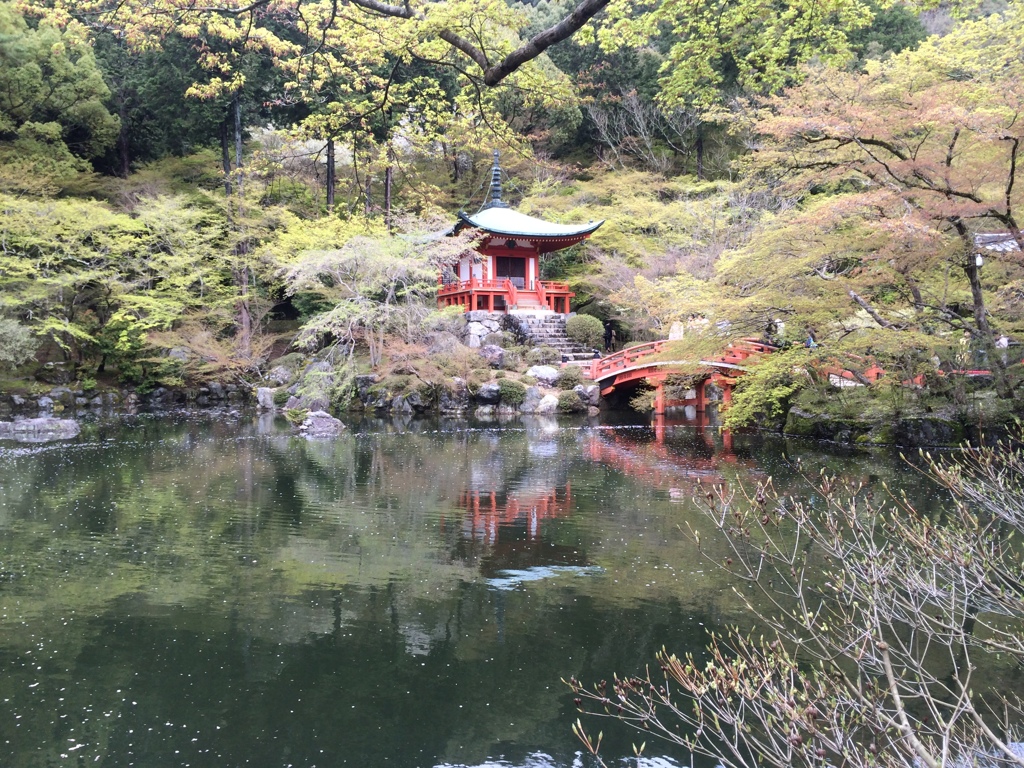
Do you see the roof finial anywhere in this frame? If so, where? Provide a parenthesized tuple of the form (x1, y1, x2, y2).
(483, 149, 509, 210)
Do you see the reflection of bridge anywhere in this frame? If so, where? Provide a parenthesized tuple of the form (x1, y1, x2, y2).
(584, 413, 758, 496)
(586, 338, 778, 414)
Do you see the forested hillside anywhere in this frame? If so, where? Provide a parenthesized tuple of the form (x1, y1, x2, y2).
(1, 0, 1021, 424)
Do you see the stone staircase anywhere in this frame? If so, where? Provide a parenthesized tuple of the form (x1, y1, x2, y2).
(509, 311, 597, 363)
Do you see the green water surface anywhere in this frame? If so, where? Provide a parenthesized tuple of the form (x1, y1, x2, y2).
(0, 412, 931, 767)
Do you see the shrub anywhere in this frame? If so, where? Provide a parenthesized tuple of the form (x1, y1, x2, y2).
(556, 366, 583, 389)
(482, 333, 506, 347)
(500, 348, 523, 371)
(495, 371, 506, 379)
(498, 377, 527, 406)
(273, 388, 291, 406)
(526, 346, 561, 365)
(557, 390, 586, 413)
(566, 314, 604, 349)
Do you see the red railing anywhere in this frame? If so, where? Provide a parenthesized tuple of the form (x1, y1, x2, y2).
(588, 337, 778, 381)
(438, 277, 510, 294)
(588, 341, 667, 380)
(504, 278, 517, 307)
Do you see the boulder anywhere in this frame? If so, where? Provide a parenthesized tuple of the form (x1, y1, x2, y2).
(391, 395, 414, 414)
(167, 347, 191, 362)
(299, 410, 347, 437)
(475, 382, 501, 404)
(526, 365, 560, 387)
(265, 366, 294, 386)
(464, 322, 489, 349)
(35, 361, 72, 385)
(479, 344, 505, 368)
(439, 378, 469, 413)
(461, 311, 502, 348)
(354, 374, 381, 407)
(427, 332, 462, 355)
(535, 394, 560, 414)
(574, 384, 600, 407)
(49, 387, 75, 407)
(519, 386, 543, 413)
(256, 387, 276, 411)
(37, 396, 54, 411)
(0, 417, 80, 442)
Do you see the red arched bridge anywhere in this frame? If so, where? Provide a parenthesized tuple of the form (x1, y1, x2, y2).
(585, 338, 778, 414)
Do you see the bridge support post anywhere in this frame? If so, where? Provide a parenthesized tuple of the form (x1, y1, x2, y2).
(696, 380, 706, 412)
(654, 382, 665, 415)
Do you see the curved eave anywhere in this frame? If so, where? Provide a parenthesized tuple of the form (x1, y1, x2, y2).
(456, 210, 604, 241)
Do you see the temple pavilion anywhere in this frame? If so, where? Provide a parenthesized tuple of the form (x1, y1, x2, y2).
(438, 152, 603, 314)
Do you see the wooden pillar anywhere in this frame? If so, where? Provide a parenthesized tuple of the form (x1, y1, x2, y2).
(696, 379, 706, 412)
(487, 294, 494, 312)
(654, 382, 665, 415)
(654, 413, 666, 444)
(723, 381, 733, 407)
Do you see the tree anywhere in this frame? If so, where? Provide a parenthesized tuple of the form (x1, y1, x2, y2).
(569, 434, 1024, 768)
(282, 220, 475, 367)
(31, 0, 609, 90)
(594, 0, 874, 110)
(0, 2, 118, 191)
(742, 5, 1024, 396)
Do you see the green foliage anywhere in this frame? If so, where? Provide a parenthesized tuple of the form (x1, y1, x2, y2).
(723, 349, 815, 430)
(498, 377, 527, 406)
(566, 314, 604, 349)
(0, 318, 36, 368)
(0, 3, 118, 192)
(557, 390, 586, 413)
(556, 366, 583, 390)
(273, 389, 291, 406)
(628, 386, 655, 413)
(526, 346, 562, 365)
(599, 0, 873, 109)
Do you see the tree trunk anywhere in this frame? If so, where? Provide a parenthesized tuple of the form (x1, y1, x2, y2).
(384, 164, 393, 233)
(695, 133, 705, 181)
(235, 265, 252, 359)
(963, 245, 1012, 398)
(233, 93, 244, 196)
(220, 120, 233, 196)
(364, 174, 372, 217)
(117, 98, 131, 178)
(326, 136, 336, 211)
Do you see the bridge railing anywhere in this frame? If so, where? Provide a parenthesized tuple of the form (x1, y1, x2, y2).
(588, 340, 667, 380)
(588, 337, 781, 381)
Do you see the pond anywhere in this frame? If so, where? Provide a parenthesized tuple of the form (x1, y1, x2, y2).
(0, 411, 936, 767)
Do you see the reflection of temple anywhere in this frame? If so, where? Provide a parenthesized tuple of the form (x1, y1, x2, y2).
(456, 486, 573, 543)
(445, 485, 586, 576)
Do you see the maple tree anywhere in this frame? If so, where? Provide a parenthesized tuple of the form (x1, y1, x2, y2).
(740, 5, 1024, 395)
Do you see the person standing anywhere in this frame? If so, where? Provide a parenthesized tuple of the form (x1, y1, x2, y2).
(604, 321, 614, 352)
(997, 334, 1010, 366)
